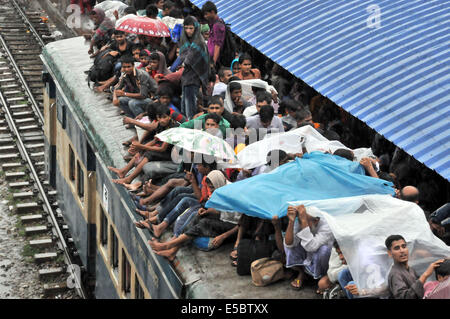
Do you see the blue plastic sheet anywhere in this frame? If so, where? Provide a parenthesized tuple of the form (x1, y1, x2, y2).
(205, 152, 396, 219)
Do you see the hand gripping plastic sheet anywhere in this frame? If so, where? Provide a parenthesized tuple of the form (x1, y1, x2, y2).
(289, 195, 450, 297)
(205, 151, 395, 219)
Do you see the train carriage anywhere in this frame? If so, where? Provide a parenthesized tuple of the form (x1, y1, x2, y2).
(40, 36, 316, 299)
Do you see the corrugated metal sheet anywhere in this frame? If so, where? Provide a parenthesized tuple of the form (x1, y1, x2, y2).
(192, 0, 450, 181)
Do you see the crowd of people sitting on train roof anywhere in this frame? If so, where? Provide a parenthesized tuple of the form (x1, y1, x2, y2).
(82, 1, 449, 298)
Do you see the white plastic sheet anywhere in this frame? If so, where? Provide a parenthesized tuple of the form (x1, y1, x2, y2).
(95, 1, 128, 25)
(289, 195, 450, 297)
(235, 125, 374, 169)
(223, 79, 276, 113)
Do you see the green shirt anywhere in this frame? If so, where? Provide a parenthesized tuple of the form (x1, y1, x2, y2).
(180, 114, 230, 137)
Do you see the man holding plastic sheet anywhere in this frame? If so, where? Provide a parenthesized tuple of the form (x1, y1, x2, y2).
(386, 234, 445, 299)
(284, 204, 334, 290)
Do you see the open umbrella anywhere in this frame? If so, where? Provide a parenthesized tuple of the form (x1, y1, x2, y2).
(116, 16, 171, 37)
(156, 127, 238, 162)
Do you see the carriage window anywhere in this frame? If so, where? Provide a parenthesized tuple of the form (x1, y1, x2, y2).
(135, 275, 145, 299)
(122, 249, 131, 295)
(111, 227, 119, 270)
(77, 161, 84, 202)
(69, 146, 75, 182)
(100, 206, 108, 247)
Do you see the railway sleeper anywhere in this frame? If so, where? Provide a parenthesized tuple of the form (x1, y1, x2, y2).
(25, 225, 49, 236)
(30, 238, 54, 249)
(43, 282, 68, 296)
(34, 252, 57, 264)
(8, 181, 30, 188)
(0, 144, 16, 153)
(13, 191, 35, 199)
(0, 137, 14, 145)
(15, 202, 42, 214)
(0, 153, 20, 162)
(20, 214, 44, 224)
(2, 162, 21, 170)
(15, 117, 37, 125)
(12, 110, 34, 118)
(39, 267, 65, 280)
(5, 171, 26, 180)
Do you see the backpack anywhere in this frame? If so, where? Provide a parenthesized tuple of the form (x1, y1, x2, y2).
(87, 49, 118, 85)
(218, 19, 237, 68)
(250, 258, 285, 287)
(236, 238, 275, 276)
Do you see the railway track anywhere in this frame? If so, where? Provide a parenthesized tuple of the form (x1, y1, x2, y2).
(0, 0, 87, 299)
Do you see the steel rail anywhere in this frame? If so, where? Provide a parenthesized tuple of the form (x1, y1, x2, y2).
(0, 4, 87, 298)
(0, 86, 87, 299)
(11, 0, 47, 49)
(0, 34, 44, 125)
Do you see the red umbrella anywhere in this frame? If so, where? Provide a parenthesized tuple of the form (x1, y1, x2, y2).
(116, 16, 171, 37)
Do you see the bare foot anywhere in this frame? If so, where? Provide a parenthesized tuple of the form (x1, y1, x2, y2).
(108, 166, 125, 179)
(136, 209, 149, 219)
(148, 216, 158, 225)
(155, 248, 177, 261)
(112, 178, 127, 185)
(148, 238, 168, 251)
(148, 210, 158, 218)
(151, 223, 165, 238)
(134, 220, 151, 229)
(124, 181, 142, 191)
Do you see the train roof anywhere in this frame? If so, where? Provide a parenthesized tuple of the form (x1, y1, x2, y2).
(41, 36, 317, 299)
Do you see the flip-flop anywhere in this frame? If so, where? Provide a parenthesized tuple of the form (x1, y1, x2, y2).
(231, 260, 237, 267)
(290, 278, 303, 291)
(229, 247, 238, 261)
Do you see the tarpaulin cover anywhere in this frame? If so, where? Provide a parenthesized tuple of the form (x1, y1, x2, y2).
(205, 152, 395, 219)
(289, 195, 450, 297)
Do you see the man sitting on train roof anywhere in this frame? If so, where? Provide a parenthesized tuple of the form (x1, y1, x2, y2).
(86, 8, 115, 57)
(108, 104, 178, 185)
(180, 96, 230, 138)
(112, 55, 157, 119)
(135, 158, 218, 238)
(93, 29, 135, 93)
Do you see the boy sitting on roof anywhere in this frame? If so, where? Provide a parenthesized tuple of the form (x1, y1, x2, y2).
(149, 170, 241, 261)
(135, 159, 218, 238)
(180, 96, 230, 138)
(112, 55, 157, 118)
(108, 104, 178, 185)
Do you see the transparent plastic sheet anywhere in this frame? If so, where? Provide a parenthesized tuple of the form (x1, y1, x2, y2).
(95, 0, 128, 24)
(234, 125, 374, 169)
(223, 79, 276, 113)
(289, 195, 450, 298)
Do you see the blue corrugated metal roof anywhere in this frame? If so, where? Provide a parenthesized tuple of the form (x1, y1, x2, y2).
(192, 0, 450, 181)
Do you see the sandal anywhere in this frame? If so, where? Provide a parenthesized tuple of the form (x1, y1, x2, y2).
(290, 278, 303, 290)
(231, 260, 237, 267)
(229, 247, 238, 261)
